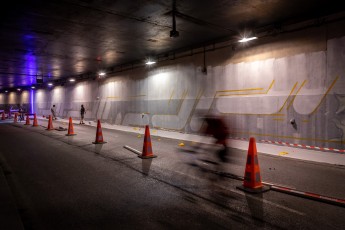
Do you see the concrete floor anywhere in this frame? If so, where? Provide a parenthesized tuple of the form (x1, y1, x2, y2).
(1, 119, 345, 229)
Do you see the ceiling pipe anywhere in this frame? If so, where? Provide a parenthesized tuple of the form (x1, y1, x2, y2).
(170, 0, 179, 38)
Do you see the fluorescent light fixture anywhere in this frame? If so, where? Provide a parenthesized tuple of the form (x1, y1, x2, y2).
(238, 36, 257, 43)
(98, 71, 106, 76)
(17, 88, 21, 91)
(146, 60, 156, 65)
(31, 86, 35, 89)
(69, 78, 75, 82)
(48, 83, 53, 86)
(5, 90, 8, 93)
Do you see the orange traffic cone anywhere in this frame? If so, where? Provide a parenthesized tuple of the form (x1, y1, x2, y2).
(14, 113, 18, 123)
(93, 120, 106, 144)
(46, 115, 54, 130)
(66, 117, 76, 136)
(139, 125, 157, 159)
(32, 113, 38, 127)
(237, 137, 270, 193)
(24, 114, 30, 125)
(1, 112, 5, 120)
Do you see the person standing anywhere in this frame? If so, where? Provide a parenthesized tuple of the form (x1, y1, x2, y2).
(80, 104, 86, 124)
(9, 105, 13, 118)
(51, 105, 57, 120)
(18, 104, 24, 121)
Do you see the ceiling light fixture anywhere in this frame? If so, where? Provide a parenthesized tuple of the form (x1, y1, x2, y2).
(98, 71, 106, 79)
(5, 90, 8, 93)
(146, 60, 156, 65)
(48, 83, 53, 86)
(69, 78, 76, 82)
(238, 36, 257, 43)
(17, 88, 21, 91)
(96, 57, 106, 78)
(31, 86, 35, 89)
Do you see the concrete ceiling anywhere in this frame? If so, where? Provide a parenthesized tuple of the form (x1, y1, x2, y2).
(1, 0, 345, 90)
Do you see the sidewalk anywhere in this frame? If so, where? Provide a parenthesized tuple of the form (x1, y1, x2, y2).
(37, 116, 345, 167)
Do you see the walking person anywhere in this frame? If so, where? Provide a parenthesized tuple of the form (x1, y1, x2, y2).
(51, 104, 57, 120)
(80, 104, 86, 124)
(18, 104, 24, 121)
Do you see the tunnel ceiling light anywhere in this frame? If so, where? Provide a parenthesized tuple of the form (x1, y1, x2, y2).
(69, 78, 76, 82)
(146, 60, 156, 65)
(98, 71, 106, 76)
(238, 36, 257, 43)
(48, 83, 53, 86)
(31, 86, 35, 89)
(17, 88, 21, 91)
(5, 90, 8, 93)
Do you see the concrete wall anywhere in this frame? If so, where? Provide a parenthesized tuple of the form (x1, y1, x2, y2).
(2, 21, 345, 149)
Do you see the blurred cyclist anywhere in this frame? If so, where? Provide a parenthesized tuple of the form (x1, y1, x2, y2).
(203, 114, 230, 163)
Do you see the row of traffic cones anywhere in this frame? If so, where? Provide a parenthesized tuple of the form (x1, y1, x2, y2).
(92, 121, 156, 158)
(13, 113, 39, 127)
(16, 113, 107, 145)
(16, 112, 264, 191)
(46, 115, 76, 136)
(16, 114, 159, 158)
(47, 116, 156, 158)
(16, 113, 75, 136)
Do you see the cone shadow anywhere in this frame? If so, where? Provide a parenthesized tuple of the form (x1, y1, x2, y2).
(141, 158, 153, 176)
(66, 135, 75, 145)
(245, 193, 265, 227)
(94, 144, 104, 154)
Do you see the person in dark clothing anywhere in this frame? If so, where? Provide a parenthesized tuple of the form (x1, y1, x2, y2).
(80, 104, 86, 124)
(18, 104, 25, 121)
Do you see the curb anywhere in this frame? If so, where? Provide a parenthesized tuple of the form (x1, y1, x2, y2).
(231, 137, 345, 153)
(219, 171, 345, 208)
(260, 140, 345, 153)
(270, 185, 345, 208)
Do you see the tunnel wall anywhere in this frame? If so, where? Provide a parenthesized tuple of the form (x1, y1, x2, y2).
(1, 21, 345, 149)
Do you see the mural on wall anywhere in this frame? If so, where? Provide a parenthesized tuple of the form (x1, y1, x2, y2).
(1, 36, 345, 149)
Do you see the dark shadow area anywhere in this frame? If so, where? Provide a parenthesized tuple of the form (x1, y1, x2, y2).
(94, 144, 104, 154)
(141, 158, 153, 175)
(245, 193, 265, 228)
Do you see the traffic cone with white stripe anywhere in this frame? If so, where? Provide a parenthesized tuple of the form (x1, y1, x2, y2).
(46, 115, 54, 130)
(93, 119, 106, 144)
(237, 137, 270, 193)
(25, 114, 30, 125)
(139, 125, 157, 159)
(66, 117, 76, 136)
(32, 113, 38, 127)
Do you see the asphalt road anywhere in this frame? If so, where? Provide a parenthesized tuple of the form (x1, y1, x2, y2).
(0, 122, 344, 230)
